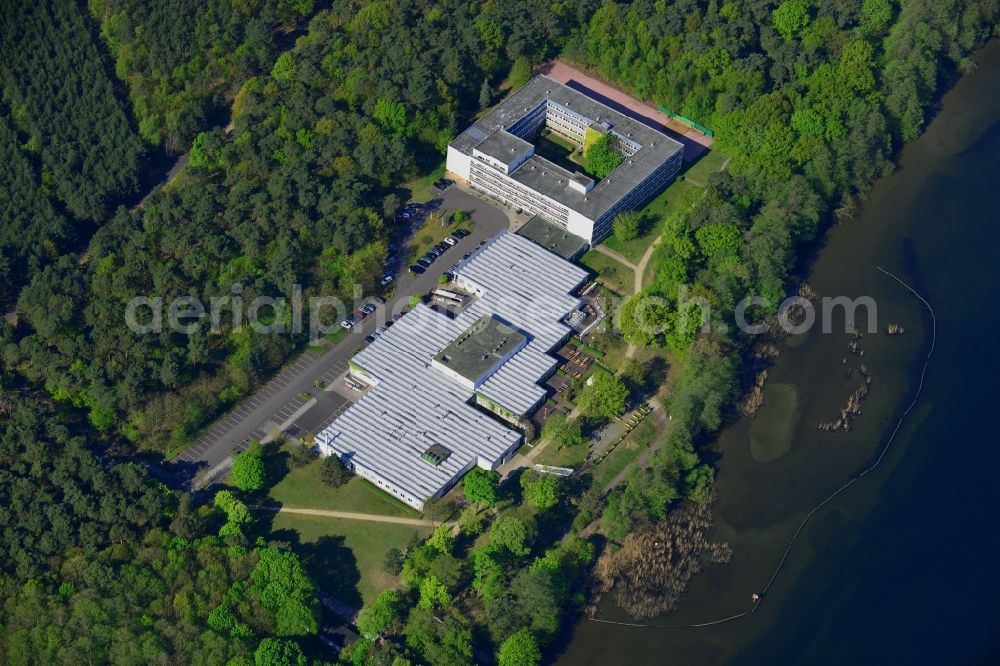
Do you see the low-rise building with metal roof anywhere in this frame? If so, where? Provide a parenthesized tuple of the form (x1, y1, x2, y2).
(315, 231, 588, 509)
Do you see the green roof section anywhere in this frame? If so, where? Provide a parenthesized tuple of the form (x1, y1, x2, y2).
(516, 216, 589, 259)
(433, 315, 527, 385)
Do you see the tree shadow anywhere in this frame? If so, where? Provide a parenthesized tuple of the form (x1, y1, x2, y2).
(263, 445, 291, 488)
(297, 535, 364, 610)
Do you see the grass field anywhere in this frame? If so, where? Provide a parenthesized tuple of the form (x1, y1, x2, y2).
(406, 213, 473, 264)
(579, 250, 633, 296)
(602, 149, 729, 265)
(535, 441, 588, 468)
(267, 455, 419, 518)
(590, 418, 658, 490)
(534, 131, 590, 175)
(404, 162, 447, 203)
(269, 512, 429, 606)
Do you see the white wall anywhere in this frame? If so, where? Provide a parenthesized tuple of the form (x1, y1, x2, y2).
(566, 209, 596, 242)
(446, 146, 472, 181)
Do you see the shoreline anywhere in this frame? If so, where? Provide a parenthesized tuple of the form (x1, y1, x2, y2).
(556, 38, 1000, 666)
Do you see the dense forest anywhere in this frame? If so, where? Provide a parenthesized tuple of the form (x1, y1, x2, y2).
(0, 396, 321, 664)
(0, 0, 147, 221)
(0, 0, 997, 664)
(2, 0, 595, 454)
(0, 116, 72, 305)
(89, 0, 317, 151)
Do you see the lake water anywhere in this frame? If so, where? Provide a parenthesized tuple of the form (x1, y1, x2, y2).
(557, 40, 1000, 665)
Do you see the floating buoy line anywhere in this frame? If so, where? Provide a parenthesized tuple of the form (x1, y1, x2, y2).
(588, 266, 937, 630)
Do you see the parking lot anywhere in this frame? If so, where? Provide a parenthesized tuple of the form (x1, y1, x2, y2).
(172, 185, 512, 477)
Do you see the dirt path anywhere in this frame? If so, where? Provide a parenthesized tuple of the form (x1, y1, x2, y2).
(593, 244, 637, 271)
(257, 505, 436, 527)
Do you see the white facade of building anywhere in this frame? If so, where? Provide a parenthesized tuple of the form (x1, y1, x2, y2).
(447, 76, 684, 246)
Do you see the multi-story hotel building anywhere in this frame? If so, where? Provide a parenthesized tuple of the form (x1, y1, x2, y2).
(446, 75, 684, 245)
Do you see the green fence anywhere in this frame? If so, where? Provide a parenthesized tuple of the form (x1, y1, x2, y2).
(658, 105, 714, 138)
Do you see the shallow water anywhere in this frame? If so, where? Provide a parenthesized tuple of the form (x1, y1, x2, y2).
(557, 41, 1000, 665)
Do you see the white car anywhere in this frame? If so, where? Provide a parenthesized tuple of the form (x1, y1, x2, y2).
(443, 236, 457, 246)
(380, 275, 393, 286)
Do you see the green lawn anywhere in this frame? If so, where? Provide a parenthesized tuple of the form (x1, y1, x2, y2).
(579, 250, 633, 296)
(404, 162, 447, 203)
(585, 331, 630, 372)
(535, 441, 588, 468)
(269, 512, 429, 606)
(406, 213, 473, 264)
(534, 131, 590, 175)
(267, 455, 420, 518)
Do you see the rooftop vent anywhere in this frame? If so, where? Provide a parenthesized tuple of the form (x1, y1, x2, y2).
(420, 443, 452, 467)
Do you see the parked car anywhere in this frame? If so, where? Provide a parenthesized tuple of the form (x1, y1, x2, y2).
(354, 309, 366, 319)
(417, 257, 433, 269)
(340, 318, 356, 329)
(443, 237, 457, 246)
(409, 264, 425, 274)
(361, 303, 377, 315)
(365, 335, 376, 343)
(375, 326, 386, 336)
(453, 229, 470, 239)
(435, 242, 449, 253)
(372, 296, 386, 305)
(380, 275, 393, 286)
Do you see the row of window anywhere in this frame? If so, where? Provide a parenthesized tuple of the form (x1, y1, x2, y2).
(469, 162, 571, 226)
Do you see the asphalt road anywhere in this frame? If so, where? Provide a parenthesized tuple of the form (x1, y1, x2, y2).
(172, 186, 511, 477)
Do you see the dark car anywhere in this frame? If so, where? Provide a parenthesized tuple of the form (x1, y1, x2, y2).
(365, 335, 376, 343)
(435, 242, 449, 253)
(417, 257, 433, 268)
(453, 229, 470, 239)
(409, 264, 426, 274)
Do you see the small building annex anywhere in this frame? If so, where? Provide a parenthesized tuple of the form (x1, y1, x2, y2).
(314, 231, 588, 510)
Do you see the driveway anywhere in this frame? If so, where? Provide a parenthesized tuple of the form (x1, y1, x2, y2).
(172, 187, 511, 479)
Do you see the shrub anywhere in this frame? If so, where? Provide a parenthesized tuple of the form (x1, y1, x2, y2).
(319, 455, 353, 488)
